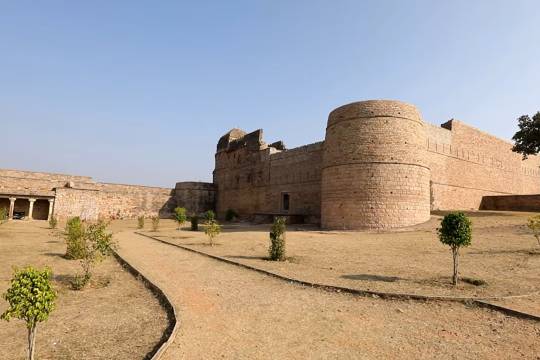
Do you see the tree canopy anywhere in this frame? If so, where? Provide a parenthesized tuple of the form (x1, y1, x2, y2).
(512, 112, 540, 158)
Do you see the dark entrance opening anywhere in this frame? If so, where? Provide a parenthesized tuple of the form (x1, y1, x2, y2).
(33, 199, 49, 220)
(0, 198, 9, 215)
(13, 199, 29, 220)
(282, 193, 290, 212)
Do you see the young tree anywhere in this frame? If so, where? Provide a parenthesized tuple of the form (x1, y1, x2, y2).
(269, 216, 287, 261)
(190, 215, 199, 231)
(512, 112, 540, 158)
(73, 221, 115, 289)
(174, 207, 187, 230)
(437, 212, 472, 285)
(151, 216, 160, 232)
(0, 207, 7, 224)
(65, 217, 85, 259)
(48, 216, 58, 229)
(1, 267, 57, 360)
(137, 216, 145, 230)
(204, 210, 215, 224)
(526, 215, 540, 248)
(204, 220, 221, 246)
(225, 209, 238, 222)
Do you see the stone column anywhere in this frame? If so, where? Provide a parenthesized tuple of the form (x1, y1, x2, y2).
(47, 199, 54, 221)
(28, 198, 36, 220)
(8, 197, 16, 220)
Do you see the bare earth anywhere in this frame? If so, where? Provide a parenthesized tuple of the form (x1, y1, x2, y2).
(115, 227, 540, 359)
(136, 211, 540, 317)
(0, 221, 168, 360)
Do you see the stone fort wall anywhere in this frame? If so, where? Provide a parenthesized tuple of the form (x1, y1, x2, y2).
(0, 169, 209, 220)
(214, 100, 540, 229)
(213, 129, 322, 223)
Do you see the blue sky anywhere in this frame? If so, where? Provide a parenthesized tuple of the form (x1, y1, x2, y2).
(2, 1, 539, 187)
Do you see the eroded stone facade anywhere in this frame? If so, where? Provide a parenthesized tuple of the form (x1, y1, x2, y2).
(214, 100, 540, 229)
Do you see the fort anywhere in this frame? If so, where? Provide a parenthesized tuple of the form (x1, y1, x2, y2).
(2, 99, 540, 229)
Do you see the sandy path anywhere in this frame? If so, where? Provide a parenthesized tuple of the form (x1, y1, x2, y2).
(116, 231, 540, 360)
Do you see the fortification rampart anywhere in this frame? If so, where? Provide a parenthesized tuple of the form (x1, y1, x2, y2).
(214, 99, 540, 229)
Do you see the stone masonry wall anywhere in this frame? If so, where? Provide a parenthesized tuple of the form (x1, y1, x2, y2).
(175, 182, 216, 215)
(215, 101, 540, 228)
(96, 183, 176, 219)
(54, 187, 100, 220)
(0, 169, 176, 220)
(426, 120, 540, 210)
(213, 129, 322, 222)
(321, 100, 431, 229)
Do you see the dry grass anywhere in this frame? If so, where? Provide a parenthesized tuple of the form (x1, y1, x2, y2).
(0, 221, 168, 360)
(131, 212, 539, 315)
(115, 229, 540, 359)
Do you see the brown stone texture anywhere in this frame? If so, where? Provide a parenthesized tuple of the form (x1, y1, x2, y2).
(0, 169, 177, 221)
(214, 99, 540, 229)
(213, 129, 322, 222)
(321, 100, 431, 229)
(426, 120, 540, 210)
(96, 183, 176, 219)
(174, 182, 216, 215)
(54, 187, 100, 220)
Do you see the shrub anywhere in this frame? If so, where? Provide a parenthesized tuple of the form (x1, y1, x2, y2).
(437, 212, 472, 285)
(137, 216, 145, 230)
(269, 216, 287, 261)
(1, 266, 56, 360)
(190, 215, 199, 231)
(48, 216, 58, 229)
(65, 217, 85, 259)
(526, 215, 540, 248)
(174, 207, 187, 229)
(73, 221, 116, 289)
(225, 209, 238, 222)
(0, 207, 7, 224)
(204, 220, 221, 246)
(204, 210, 215, 224)
(151, 216, 160, 232)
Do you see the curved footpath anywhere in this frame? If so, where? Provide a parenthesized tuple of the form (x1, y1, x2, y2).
(116, 231, 540, 360)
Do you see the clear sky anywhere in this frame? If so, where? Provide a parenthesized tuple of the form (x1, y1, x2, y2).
(2, 1, 539, 187)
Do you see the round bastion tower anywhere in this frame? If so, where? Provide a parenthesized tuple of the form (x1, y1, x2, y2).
(321, 100, 431, 229)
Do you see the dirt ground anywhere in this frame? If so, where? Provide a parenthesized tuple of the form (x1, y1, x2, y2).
(131, 211, 540, 316)
(115, 230, 540, 360)
(0, 221, 168, 360)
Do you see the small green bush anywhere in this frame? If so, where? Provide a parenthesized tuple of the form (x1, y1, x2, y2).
(526, 215, 540, 248)
(225, 209, 238, 222)
(190, 215, 199, 231)
(151, 216, 160, 232)
(48, 216, 58, 229)
(137, 216, 145, 229)
(269, 216, 287, 261)
(1, 266, 56, 360)
(437, 212, 472, 285)
(73, 221, 115, 289)
(65, 217, 85, 260)
(174, 207, 187, 229)
(204, 210, 215, 224)
(0, 207, 8, 224)
(205, 220, 221, 246)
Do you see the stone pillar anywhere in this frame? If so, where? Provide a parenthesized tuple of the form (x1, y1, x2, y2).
(47, 199, 54, 221)
(28, 198, 36, 220)
(8, 197, 16, 220)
